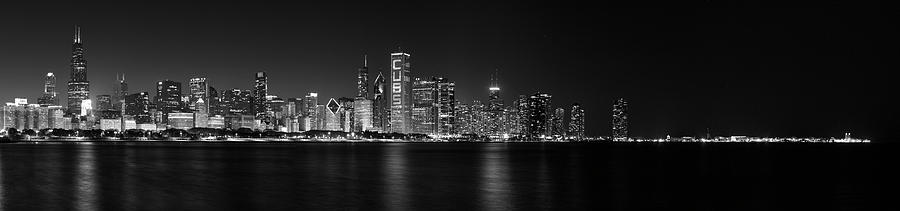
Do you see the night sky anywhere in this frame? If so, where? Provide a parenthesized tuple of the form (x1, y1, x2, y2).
(0, 2, 892, 140)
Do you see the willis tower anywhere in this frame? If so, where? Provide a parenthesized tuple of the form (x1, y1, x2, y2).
(67, 25, 90, 116)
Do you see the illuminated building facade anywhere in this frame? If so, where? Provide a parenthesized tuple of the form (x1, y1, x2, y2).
(221, 89, 252, 115)
(38, 72, 58, 106)
(412, 77, 436, 134)
(550, 107, 566, 137)
(253, 72, 271, 121)
(523, 93, 552, 140)
(189, 77, 209, 114)
(304, 92, 319, 130)
(324, 98, 343, 131)
(116, 73, 128, 107)
(612, 98, 629, 140)
(485, 69, 504, 137)
(155, 80, 183, 123)
(434, 77, 455, 136)
(124, 92, 152, 124)
(67, 26, 90, 116)
(456, 101, 487, 135)
(167, 112, 194, 129)
(357, 55, 369, 99)
(372, 70, 388, 132)
(389, 52, 412, 133)
(568, 103, 585, 140)
(353, 99, 373, 132)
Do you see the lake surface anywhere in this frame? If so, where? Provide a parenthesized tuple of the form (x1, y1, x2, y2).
(0, 143, 889, 210)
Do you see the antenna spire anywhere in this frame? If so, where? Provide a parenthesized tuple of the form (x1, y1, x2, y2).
(364, 54, 368, 67)
(74, 25, 81, 43)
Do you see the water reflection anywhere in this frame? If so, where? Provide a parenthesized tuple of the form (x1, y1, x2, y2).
(74, 145, 97, 211)
(122, 147, 137, 211)
(480, 144, 511, 210)
(382, 143, 409, 210)
(0, 143, 878, 210)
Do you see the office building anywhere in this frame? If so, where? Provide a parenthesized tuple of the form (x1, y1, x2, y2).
(155, 80, 183, 122)
(612, 98, 628, 140)
(67, 26, 90, 116)
(568, 103, 585, 140)
(38, 72, 58, 106)
(389, 52, 412, 133)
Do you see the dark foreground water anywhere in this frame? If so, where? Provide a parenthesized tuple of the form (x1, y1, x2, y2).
(0, 143, 891, 210)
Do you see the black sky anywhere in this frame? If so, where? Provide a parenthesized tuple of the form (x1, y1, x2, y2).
(0, 1, 893, 140)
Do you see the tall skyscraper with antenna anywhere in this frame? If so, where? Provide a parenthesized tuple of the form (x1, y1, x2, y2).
(488, 68, 502, 108)
(116, 73, 128, 108)
(357, 55, 369, 99)
(67, 25, 90, 116)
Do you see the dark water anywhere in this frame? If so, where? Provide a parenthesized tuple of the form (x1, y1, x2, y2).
(0, 143, 890, 210)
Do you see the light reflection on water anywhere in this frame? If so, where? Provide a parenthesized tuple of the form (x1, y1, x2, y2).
(382, 143, 409, 210)
(480, 144, 511, 211)
(75, 146, 97, 211)
(0, 143, 881, 210)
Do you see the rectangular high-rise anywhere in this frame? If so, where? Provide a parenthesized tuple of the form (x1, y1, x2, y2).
(124, 92, 152, 124)
(524, 93, 552, 140)
(38, 72, 58, 106)
(253, 72, 270, 121)
(412, 77, 436, 135)
(221, 89, 253, 115)
(189, 77, 209, 114)
(434, 77, 455, 136)
(155, 80, 183, 123)
(389, 52, 412, 134)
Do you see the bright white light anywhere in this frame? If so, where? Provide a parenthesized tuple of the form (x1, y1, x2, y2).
(81, 99, 92, 116)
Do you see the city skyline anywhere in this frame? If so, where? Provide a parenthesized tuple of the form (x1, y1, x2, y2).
(0, 3, 891, 140)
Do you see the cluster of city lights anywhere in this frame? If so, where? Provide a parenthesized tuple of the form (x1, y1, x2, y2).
(614, 135, 870, 143)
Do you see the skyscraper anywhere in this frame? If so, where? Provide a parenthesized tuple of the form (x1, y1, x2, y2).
(221, 89, 253, 115)
(189, 77, 209, 114)
(389, 52, 412, 133)
(434, 77, 456, 136)
(116, 73, 128, 108)
(412, 77, 437, 135)
(486, 69, 503, 137)
(96, 95, 113, 111)
(253, 72, 270, 121)
(488, 69, 502, 108)
(67, 25, 90, 116)
(357, 55, 369, 99)
(551, 107, 566, 137)
(612, 98, 628, 140)
(568, 103, 585, 140)
(523, 93, 552, 140)
(38, 72, 58, 106)
(372, 69, 388, 132)
(208, 86, 221, 116)
(324, 98, 343, 131)
(124, 92, 152, 124)
(304, 92, 319, 130)
(155, 80, 183, 123)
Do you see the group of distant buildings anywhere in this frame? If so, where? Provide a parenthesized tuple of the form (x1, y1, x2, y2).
(1, 26, 601, 141)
